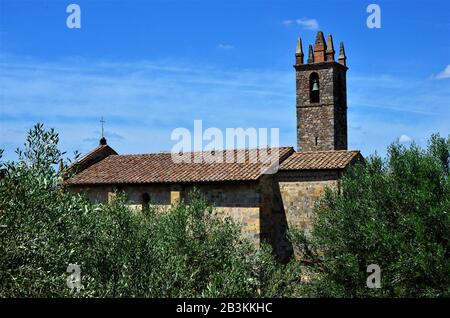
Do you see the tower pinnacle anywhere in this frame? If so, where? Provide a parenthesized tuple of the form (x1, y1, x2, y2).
(295, 38, 304, 65)
(307, 45, 314, 64)
(313, 31, 327, 62)
(326, 34, 335, 61)
(338, 42, 347, 66)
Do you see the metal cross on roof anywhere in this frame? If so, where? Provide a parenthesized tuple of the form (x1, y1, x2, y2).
(100, 116, 105, 138)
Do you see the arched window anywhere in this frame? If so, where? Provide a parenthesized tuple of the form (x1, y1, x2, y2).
(142, 193, 150, 211)
(309, 72, 320, 103)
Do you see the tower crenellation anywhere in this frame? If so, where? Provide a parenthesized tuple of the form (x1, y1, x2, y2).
(294, 31, 348, 152)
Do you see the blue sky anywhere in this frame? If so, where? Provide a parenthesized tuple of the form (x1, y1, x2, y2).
(0, 0, 449, 161)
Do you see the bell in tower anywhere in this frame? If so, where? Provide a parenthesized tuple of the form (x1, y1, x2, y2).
(311, 79, 319, 91)
(310, 74, 320, 103)
(294, 31, 348, 152)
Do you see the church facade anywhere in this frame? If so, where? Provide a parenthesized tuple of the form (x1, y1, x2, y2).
(65, 31, 362, 259)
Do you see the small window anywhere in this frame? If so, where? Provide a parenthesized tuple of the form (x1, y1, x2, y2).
(142, 193, 150, 210)
(315, 137, 318, 146)
(309, 72, 320, 103)
(115, 185, 124, 192)
(211, 189, 223, 202)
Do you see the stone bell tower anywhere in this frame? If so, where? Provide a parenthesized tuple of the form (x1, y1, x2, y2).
(294, 31, 348, 152)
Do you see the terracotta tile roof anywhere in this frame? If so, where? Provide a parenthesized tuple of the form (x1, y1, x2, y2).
(64, 144, 118, 176)
(66, 147, 294, 185)
(76, 144, 117, 167)
(279, 150, 362, 171)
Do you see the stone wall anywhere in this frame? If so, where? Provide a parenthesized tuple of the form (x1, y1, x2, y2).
(259, 174, 293, 261)
(333, 70, 348, 150)
(182, 182, 261, 243)
(69, 181, 262, 244)
(278, 170, 339, 233)
(69, 170, 342, 260)
(70, 184, 172, 209)
(272, 169, 340, 259)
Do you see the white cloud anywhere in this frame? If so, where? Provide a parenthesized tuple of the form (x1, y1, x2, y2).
(348, 74, 450, 116)
(283, 18, 319, 31)
(295, 18, 319, 31)
(218, 43, 234, 50)
(434, 64, 450, 79)
(347, 72, 449, 156)
(398, 134, 413, 143)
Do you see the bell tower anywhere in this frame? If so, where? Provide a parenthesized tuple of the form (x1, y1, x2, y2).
(294, 31, 348, 152)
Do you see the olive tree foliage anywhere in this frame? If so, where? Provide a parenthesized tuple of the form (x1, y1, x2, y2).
(292, 134, 450, 297)
(0, 124, 301, 298)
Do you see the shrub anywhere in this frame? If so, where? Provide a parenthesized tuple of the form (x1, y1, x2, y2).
(0, 124, 301, 298)
(293, 134, 450, 297)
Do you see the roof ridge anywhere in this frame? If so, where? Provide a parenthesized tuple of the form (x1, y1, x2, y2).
(292, 149, 360, 154)
(77, 144, 109, 161)
(116, 146, 294, 157)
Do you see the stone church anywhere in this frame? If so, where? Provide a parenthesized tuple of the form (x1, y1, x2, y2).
(65, 31, 362, 259)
